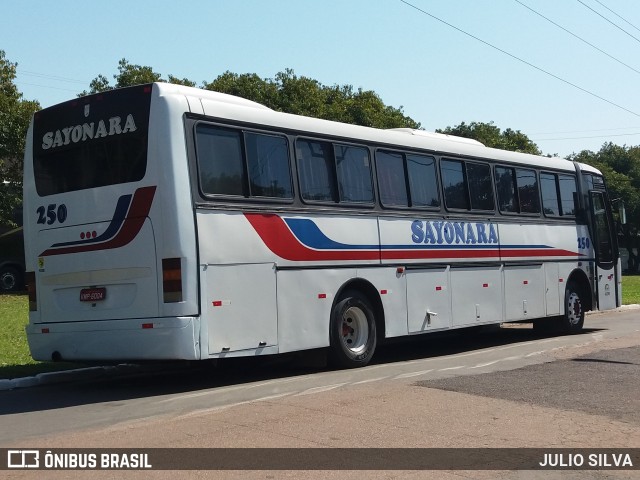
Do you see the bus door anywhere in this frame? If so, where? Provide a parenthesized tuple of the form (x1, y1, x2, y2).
(590, 191, 617, 310)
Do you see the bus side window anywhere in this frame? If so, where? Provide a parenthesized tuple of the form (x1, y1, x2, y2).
(407, 154, 440, 208)
(296, 139, 338, 202)
(558, 174, 577, 216)
(540, 172, 560, 216)
(467, 162, 494, 211)
(245, 132, 293, 199)
(195, 125, 245, 196)
(516, 168, 539, 214)
(441, 159, 469, 210)
(376, 150, 408, 207)
(335, 145, 373, 203)
(496, 166, 517, 213)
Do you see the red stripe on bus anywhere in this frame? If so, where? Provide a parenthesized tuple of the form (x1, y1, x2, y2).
(244, 213, 380, 261)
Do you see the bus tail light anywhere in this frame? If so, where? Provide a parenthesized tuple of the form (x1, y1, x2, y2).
(162, 258, 183, 303)
(26, 272, 37, 311)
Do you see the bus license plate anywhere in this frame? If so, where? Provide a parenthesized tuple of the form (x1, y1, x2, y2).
(80, 288, 106, 302)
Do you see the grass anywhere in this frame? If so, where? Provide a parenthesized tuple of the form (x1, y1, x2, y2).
(1, 275, 640, 380)
(622, 274, 640, 306)
(0, 293, 81, 379)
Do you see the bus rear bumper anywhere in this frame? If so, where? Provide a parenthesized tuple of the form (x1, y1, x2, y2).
(26, 317, 200, 362)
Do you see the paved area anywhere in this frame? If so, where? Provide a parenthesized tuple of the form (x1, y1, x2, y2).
(418, 345, 640, 424)
(3, 330, 640, 480)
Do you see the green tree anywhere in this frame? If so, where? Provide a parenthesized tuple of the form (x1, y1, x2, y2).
(80, 59, 192, 95)
(570, 143, 640, 272)
(0, 50, 40, 227)
(204, 68, 421, 129)
(436, 121, 541, 155)
(82, 61, 420, 129)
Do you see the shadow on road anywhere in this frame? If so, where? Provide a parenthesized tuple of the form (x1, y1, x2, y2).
(0, 324, 606, 416)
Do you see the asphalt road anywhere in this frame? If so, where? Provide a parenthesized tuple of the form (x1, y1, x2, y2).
(1, 308, 639, 479)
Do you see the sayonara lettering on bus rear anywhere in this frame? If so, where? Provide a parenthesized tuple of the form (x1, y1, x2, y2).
(411, 220, 499, 245)
(41, 114, 137, 150)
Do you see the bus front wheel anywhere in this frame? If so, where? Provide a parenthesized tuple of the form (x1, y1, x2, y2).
(329, 291, 377, 368)
(560, 282, 585, 333)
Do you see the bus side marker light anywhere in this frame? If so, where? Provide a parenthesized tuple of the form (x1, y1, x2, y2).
(435, 286, 442, 291)
(483, 283, 489, 288)
(318, 293, 327, 299)
(212, 300, 231, 307)
(41, 328, 49, 334)
(142, 323, 153, 329)
(559, 278, 564, 283)
(380, 290, 388, 295)
(523, 280, 529, 285)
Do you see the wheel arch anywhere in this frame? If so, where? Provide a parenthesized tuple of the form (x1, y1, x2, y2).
(333, 278, 386, 341)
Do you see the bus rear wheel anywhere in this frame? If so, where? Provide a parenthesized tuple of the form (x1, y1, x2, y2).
(329, 290, 377, 368)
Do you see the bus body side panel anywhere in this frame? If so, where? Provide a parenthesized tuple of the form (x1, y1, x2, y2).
(196, 210, 381, 355)
(406, 266, 452, 333)
(276, 268, 356, 354)
(498, 222, 590, 319)
(378, 216, 502, 331)
(544, 263, 561, 316)
(196, 210, 279, 356)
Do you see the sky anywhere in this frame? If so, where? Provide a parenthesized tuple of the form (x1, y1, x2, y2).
(3, 0, 640, 157)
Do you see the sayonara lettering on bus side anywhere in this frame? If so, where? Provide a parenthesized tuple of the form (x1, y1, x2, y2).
(41, 114, 137, 150)
(411, 220, 499, 245)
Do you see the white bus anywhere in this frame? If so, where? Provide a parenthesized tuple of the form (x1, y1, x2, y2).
(23, 83, 622, 368)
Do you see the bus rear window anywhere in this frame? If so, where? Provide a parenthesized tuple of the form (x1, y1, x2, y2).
(32, 85, 151, 196)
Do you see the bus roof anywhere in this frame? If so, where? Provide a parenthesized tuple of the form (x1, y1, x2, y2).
(153, 83, 598, 175)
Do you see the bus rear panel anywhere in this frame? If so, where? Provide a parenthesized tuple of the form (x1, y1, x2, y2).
(23, 84, 200, 361)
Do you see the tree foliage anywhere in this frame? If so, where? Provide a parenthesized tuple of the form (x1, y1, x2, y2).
(83, 61, 420, 129)
(80, 59, 195, 96)
(569, 143, 640, 272)
(0, 50, 40, 227)
(436, 121, 541, 155)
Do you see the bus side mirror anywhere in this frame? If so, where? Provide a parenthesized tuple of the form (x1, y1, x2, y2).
(611, 198, 627, 226)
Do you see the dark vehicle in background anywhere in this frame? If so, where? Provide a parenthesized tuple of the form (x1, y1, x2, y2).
(0, 227, 25, 292)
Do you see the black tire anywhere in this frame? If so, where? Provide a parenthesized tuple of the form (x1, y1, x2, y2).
(0, 265, 22, 292)
(560, 281, 585, 334)
(329, 290, 377, 368)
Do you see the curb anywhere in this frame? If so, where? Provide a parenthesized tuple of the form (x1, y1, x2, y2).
(2, 305, 639, 392)
(586, 303, 640, 315)
(0, 364, 143, 392)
